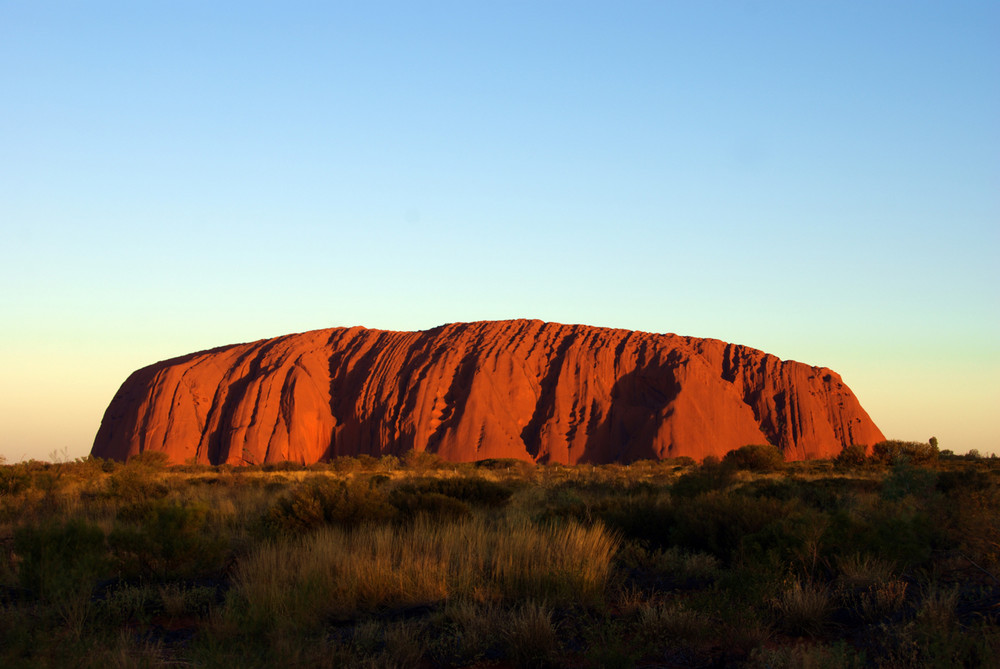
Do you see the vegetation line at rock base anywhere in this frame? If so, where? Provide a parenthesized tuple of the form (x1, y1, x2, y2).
(0, 444, 997, 667)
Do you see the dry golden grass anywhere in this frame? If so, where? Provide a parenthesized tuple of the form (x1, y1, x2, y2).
(228, 516, 618, 631)
(774, 579, 832, 636)
(837, 553, 898, 588)
(2, 455, 998, 667)
(504, 601, 559, 668)
(638, 600, 714, 645)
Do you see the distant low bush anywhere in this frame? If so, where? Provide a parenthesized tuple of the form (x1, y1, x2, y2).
(871, 439, 939, 465)
(723, 444, 784, 472)
(393, 477, 514, 508)
(0, 465, 31, 497)
(260, 460, 303, 472)
(834, 443, 868, 468)
(671, 456, 736, 498)
(126, 450, 172, 468)
(105, 466, 170, 505)
(474, 458, 525, 470)
(390, 490, 472, 522)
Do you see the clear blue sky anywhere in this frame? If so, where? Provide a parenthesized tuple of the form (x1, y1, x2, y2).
(2, 1, 997, 462)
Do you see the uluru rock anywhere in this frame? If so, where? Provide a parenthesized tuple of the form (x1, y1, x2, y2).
(91, 320, 885, 465)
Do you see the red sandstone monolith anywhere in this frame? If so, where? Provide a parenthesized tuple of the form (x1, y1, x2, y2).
(91, 320, 884, 464)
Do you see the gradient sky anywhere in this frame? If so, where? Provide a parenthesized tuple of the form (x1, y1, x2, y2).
(2, 1, 998, 463)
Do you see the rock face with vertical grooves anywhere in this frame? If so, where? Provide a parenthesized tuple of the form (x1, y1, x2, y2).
(91, 320, 884, 464)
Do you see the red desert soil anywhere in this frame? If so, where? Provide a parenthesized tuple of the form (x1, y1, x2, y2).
(91, 320, 884, 465)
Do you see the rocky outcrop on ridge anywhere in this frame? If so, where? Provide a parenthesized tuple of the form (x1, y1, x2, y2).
(91, 320, 884, 464)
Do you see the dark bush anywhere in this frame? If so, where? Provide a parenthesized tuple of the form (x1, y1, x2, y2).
(835, 443, 868, 467)
(668, 491, 814, 563)
(722, 444, 785, 471)
(391, 476, 514, 508)
(534, 486, 591, 524)
(671, 457, 736, 498)
(826, 501, 940, 566)
(15, 518, 108, 601)
(739, 478, 799, 501)
(329, 456, 362, 472)
(402, 449, 452, 471)
(595, 494, 674, 547)
(389, 491, 472, 521)
(126, 450, 172, 468)
(106, 466, 169, 505)
(109, 500, 227, 579)
(881, 461, 938, 501)
(375, 454, 398, 470)
(474, 458, 525, 470)
(871, 440, 939, 465)
(260, 460, 303, 472)
(265, 477, 396, 535)
(0, 465, 31, 497)
(936, 468, 993, 495)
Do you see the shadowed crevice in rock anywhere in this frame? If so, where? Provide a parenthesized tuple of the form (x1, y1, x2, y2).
(520, 330, 576, 459)
(581, 359, 682, 463)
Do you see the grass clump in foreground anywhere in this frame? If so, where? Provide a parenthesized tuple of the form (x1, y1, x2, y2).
(228, 517, 616, 634)
(0, 446, 997, 667)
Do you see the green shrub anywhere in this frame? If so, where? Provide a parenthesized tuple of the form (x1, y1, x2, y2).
(474, 458, 526, 470)
(0, 465, 31, 497)
(14, 518, 107, 601)
(881, 461, 938, 501)
(834, 443, 868, 467)
(534, 485, 591, 524)
(265, 476, 396, 535)
(871, 439, 939, 465)
(106, 466, 169, 505)
(127, 450, 172, 468)
(595, 493, 673, 548)
(402, 449, 452, 471)
(932, 469, 1000, 567)
(109, 499, 227, 579)
(375, 454, 398, 470)
(936, 468, 992, 494)
(826, 497, 940, 566)
(260, 460, 302, 472)
(391, 490, 472, 521)
(670, 490, 816, 565)
(387, 476, 513, 523)
(328, 456, 362, 472)
(723, 444, 784, 471)
(99, 583, 157, 625)
(391, 477, 514, 508)
(671, 457, 736, 498)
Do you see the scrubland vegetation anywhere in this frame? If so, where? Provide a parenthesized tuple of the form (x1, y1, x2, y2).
(1, 442, 998, 668)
